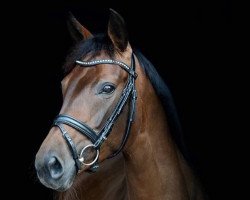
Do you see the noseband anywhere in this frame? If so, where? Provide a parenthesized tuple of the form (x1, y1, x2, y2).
(53, 54, 137, 173)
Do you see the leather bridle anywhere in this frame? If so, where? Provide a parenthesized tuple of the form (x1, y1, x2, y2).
(53, 54, 137, 173)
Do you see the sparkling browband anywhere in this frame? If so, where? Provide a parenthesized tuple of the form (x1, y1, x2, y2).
(76, 59, 137, 78)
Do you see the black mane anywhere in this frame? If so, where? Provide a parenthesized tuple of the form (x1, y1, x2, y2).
(64, 34, 115, 73)
(134, 50, 189, 161)
(64, 34, 189, 162)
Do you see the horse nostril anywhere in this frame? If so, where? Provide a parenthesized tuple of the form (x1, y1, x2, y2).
(47, 156, 64, 180)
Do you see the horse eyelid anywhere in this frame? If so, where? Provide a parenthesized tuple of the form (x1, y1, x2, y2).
(97, 83, 116, 95)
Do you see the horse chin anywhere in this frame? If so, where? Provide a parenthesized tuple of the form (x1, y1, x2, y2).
(55, 181, 74, 192)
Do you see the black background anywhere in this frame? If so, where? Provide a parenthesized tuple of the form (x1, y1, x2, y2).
(3, 0, 236, 199)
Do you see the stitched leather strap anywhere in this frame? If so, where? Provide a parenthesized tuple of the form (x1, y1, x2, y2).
(54, 115, 98, 144)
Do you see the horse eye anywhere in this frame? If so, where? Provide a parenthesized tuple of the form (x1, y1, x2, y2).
(101, 84, 116, 94)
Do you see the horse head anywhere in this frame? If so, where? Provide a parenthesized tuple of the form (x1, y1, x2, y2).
(35, 9, 137, 191)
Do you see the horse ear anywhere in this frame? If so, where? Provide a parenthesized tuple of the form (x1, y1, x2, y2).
(108, 9, 128, 52)
(67, 12, 93, 42)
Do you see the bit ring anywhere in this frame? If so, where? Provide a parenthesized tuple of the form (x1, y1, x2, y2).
(79, 144, 99, 166)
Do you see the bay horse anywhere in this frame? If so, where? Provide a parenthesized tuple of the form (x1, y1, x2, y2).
(35, 9, 207, 200)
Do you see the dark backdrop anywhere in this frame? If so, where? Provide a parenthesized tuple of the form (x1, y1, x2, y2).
(4, 0, 234, 199)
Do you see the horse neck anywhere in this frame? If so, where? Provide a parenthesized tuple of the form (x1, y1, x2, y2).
(123, 60, 206, 200)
